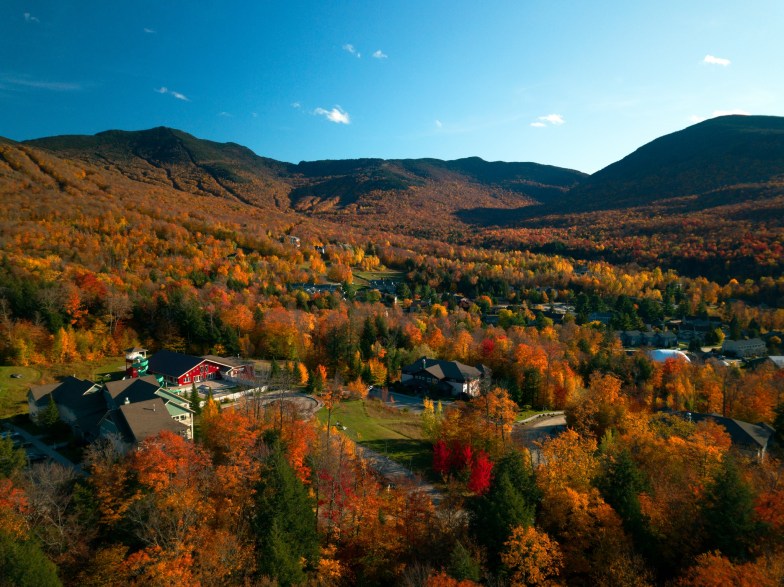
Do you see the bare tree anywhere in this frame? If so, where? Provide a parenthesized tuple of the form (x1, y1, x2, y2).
(104, 291, 133, 335)
(22, 462, 85, 558)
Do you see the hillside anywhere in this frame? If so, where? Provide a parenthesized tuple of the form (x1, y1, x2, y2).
(452, 116, 784, 280)
(559, 114, 784, 211)
(25, 128, 586, 219)
(26, 127, 294, 209)
(12, 116, 784, 281)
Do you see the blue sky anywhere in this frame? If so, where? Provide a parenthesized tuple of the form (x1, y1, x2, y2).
(1, 1, 783, 173)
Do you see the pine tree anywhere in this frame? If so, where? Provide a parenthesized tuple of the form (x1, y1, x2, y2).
(0, 530, 62, 587)
(188, 383, 201, 415)
(470, 450, 539, 569)
(701, 456, 763, 561)
(38, 395, 60, 428)
(596, 447, 655, 560)
(448, 541, 481, 582)
(0, 436, 26, 478)
(253, 437, 319, 585)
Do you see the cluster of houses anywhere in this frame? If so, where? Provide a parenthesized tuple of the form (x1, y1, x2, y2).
(397, 354, 776, 459)
(28, 349, 254, 446)
(615, 317, 777, 361)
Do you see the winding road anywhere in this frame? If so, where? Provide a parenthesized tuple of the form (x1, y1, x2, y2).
(512, 412, 567, 466)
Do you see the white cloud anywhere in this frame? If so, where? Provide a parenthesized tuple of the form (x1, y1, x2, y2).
(314, 106, 350, 124)
(538, 113, 565, 125)
(291, 102, 301, 109)
(703, 54, 731, 66)
(343, 43, 361, 58)
(24, 12, 39, 23)
(435, 119, 443, 128)
(530, 121, 547, 128)
(690, 108, 750, 123)
(143, 27, 156, 34)
(154, 86, 190, 101)
(372, 50, 388, 59)
(218, 111, 232, 117)
(252, 112, 258, 118)
(2, 76, 79, 91)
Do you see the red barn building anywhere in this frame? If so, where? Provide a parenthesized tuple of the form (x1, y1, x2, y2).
(147, 350, 224, 387)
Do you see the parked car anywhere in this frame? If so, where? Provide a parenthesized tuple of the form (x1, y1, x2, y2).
(26, 450, 48, 463)
(1, 431, 22, 442)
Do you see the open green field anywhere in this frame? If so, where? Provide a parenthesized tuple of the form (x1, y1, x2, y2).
(352, 269, 407, 287)
(0, 356, 126, 420)
(0, 365, 43, 419)
(516, 408, 554, 421)
(317, 399, 432, 473)
(45, 355, 128, 383)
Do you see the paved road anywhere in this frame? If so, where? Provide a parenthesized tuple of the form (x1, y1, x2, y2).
(5, 423, 84, 475)
(255, 391, 323, 419)
(367, 389, 453, 414)
(224, 390, 323, 419)
(512, 413, 567, 467)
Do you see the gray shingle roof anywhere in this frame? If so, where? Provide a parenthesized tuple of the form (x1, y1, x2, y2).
(402, 357, 482, 382)
(116, 398, 188, 443)
(30, 376, 104, 438)
(105, 375, 161, 405)
(677, 411, 774, 451)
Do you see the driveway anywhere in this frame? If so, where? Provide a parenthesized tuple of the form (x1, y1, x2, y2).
(255, 391, 322, 419)
(512, 412, 566, 466)
(367, 389, 453, 414)
(5, 423, 84, 475)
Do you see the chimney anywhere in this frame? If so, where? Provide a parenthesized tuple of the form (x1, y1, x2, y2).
(124, 397, 130, 405)
(422, 357, 427, 370)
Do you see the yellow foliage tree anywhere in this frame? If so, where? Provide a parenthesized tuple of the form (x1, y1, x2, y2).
(501, 525, 564, 586)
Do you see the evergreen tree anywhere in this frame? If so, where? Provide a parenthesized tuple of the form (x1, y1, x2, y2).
(729, 315, 742, 340)
(270, 358, 281, 379)
(189, 383, 201, 415)
(253, 437, 319, 585)
(596, 446, 656, 561)
(448, 541, 481, 582)
(360, 316, 377, 360)
(38, 395, 60, 429)
(0, 530, 61, 587)
(0, 436, 27, 478)
(470, 450, 539, 569)
(701, 456, 763, 561)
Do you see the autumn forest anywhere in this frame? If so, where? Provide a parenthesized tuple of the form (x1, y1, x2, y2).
(1, 116, 784, 586)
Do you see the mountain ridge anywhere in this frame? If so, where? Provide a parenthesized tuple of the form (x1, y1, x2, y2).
(24, 126, 587, 213)
(5, 115, 784, 280)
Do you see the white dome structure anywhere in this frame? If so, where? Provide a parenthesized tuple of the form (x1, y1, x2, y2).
(648, 349, 691, 363)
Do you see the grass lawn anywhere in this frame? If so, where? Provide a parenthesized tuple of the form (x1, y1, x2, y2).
(317, 399, 433, 474)
(0, 356, 126, 421)
(0, 365, 43, 419)
(516, 409, 554, 421)
(352, 269, 407, 287)
(43, 355, 127, 384)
